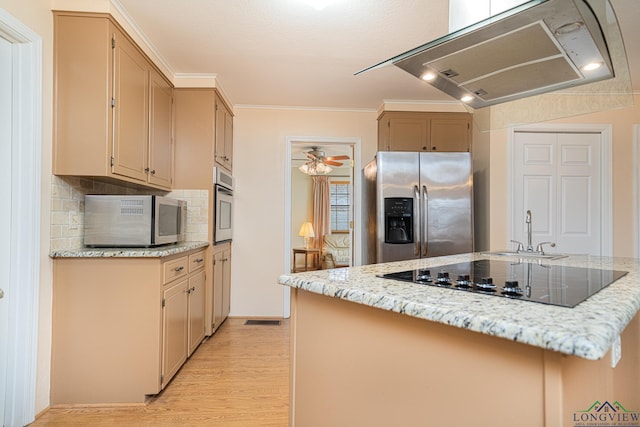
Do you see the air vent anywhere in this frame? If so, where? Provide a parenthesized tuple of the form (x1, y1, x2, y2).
(244, 319, 281, 326)
(120, 199, 145, 216)
(441, 69, 459, 78)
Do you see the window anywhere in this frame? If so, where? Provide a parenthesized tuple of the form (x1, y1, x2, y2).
(330, 180, 350, 233)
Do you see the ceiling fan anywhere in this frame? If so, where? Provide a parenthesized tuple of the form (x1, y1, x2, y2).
(299, 147, 350, 175)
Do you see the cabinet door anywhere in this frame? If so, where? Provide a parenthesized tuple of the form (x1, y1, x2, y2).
(162, 279, 188, 388)
(187, 270, 206, 356)
(215, 100, 233, 170)
(222, 249, 231, 320)
(430, 118, 471, 152)
(224, 108, 233, 170)
(148, 69, 173, 189)
(173, 89, 216, 189)
(53, 14, 112, 176)
(388, 117, 429, 151)
(112, 29, 149, 182)
(212, 250, 224, 330)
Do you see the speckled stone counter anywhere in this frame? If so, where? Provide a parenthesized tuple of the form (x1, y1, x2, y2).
(49, 241, 209, 258)
(279, 252, 640, 360)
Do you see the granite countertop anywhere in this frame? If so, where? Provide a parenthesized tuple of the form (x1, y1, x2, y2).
(50, 241, 209, 258)
(278, 252, 640, 360)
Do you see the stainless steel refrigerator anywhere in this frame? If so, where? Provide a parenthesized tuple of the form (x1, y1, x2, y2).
(363, 152, 473, 264)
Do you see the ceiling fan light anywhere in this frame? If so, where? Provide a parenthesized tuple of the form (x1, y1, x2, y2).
(299, 164, 309, 173)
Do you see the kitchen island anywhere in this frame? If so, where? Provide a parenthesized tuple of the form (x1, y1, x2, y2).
(279, 253, 640, 427)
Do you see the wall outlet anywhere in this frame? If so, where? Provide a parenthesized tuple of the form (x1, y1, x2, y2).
(68, 211, 81, 230)
(611, 335, 622, 368)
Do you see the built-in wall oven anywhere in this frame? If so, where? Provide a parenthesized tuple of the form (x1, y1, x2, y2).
(213, 167, 234, 244)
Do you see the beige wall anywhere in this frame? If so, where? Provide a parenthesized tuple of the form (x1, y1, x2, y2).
(488, 94, 640, 257)
(232, 107, 378, 316)
(0, 0, 54, 414)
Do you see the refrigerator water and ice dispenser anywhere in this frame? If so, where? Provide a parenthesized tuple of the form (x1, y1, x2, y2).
(384, 198, 413, 244)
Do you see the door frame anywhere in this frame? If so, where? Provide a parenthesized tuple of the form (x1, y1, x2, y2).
(0, 9, 42, 426)
(284, 136, 362, 318)
(507, 123, 613, 256)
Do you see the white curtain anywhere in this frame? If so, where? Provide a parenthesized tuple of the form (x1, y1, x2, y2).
(312, 175, 331, 250)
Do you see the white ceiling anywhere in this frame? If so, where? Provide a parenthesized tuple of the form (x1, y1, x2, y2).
(115, 0, 640, 110)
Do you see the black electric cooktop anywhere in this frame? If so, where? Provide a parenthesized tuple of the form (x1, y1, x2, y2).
(379, 259, 627, 308)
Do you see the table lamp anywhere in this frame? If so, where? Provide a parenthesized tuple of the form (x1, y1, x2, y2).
(298, 222, 315, 249)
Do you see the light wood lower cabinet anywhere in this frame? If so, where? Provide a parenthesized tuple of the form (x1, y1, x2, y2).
(211, 242, 231, 333)
(162, 278, 189, 387)
(51, 247, 207, 405)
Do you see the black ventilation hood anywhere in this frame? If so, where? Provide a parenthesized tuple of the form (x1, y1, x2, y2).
(356, 0, 615, 109)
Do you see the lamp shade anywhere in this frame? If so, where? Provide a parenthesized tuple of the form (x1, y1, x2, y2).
(298, 222, 315, 238)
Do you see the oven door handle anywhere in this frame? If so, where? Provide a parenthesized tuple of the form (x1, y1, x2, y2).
(216, 186, 233, 197)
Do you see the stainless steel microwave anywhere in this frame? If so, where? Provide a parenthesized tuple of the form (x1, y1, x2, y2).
(84, 195, 187, 247)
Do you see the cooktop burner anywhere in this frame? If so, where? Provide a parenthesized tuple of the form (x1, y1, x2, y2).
(379, 259, 627, 308)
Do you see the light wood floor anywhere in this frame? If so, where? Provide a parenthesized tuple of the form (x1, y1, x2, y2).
(30, 318, 290, 426)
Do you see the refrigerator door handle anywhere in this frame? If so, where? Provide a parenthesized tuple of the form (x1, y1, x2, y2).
(413, 185, 420, 256)
(422, 185, 428, 257)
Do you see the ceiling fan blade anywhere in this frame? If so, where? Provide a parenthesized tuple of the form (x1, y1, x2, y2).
(326, 155, 350, 161)
(324, 160, 343, 166)
(306, 152, 318, 160)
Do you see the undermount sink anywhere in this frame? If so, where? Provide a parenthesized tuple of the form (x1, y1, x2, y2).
(485, 251, 568, 260)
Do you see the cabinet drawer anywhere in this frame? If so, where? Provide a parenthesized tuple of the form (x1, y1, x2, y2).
(164, 256, 188, 284)
(189, 250, 206, 273)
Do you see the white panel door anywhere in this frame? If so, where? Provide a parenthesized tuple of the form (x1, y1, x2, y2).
(0, 34, 12, 426)
(513, 131, 601, 255)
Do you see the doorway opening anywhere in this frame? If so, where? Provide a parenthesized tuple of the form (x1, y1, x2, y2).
(283, 136, 362, 317)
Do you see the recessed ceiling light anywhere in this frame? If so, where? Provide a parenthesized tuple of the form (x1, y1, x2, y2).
(460, 95, 474, 103)
(582, 62, 603, 72)
(421, 72, 436, 81)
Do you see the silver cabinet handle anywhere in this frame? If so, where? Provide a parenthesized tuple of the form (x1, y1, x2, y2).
(175, 266, 185, 272)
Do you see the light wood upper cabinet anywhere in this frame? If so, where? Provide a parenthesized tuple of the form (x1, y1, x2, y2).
(53, 12, 174, 190)
(148, 69, 174, 188)
(112, 29, 149, 182)
(215, 99, 234, 171)
(378, 111, 472, 152)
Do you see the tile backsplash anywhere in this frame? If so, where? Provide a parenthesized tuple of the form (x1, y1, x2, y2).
(50, 176, 209, 251)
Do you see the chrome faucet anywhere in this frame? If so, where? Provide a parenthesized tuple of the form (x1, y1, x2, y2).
(511, 210, 556, 254)
(525, 210, 533, 252)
